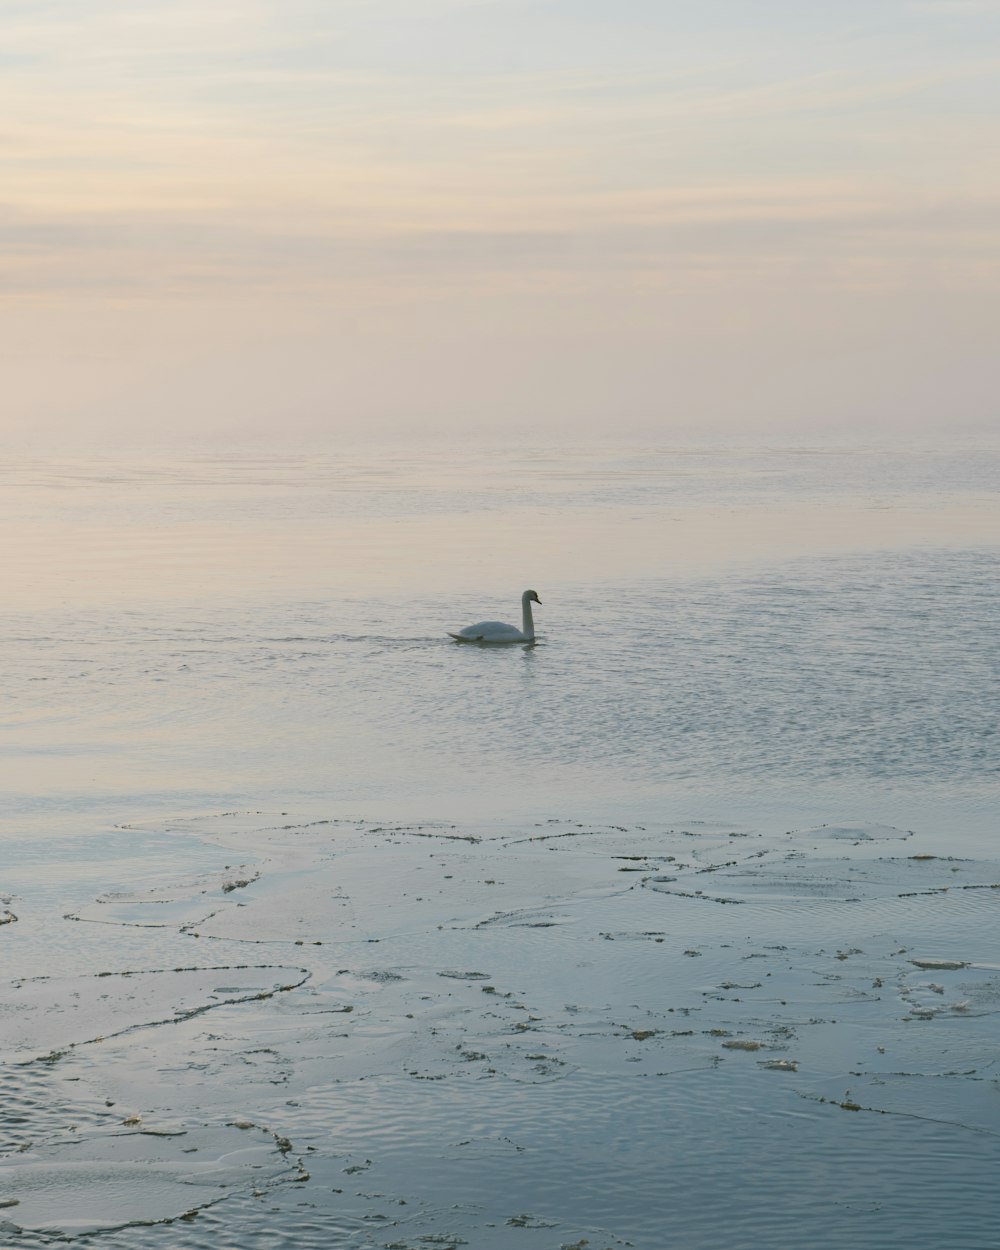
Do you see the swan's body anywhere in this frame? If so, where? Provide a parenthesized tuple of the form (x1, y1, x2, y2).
(448, 589, 541, 643)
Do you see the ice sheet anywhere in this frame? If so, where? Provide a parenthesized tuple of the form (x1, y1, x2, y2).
(2, 813, 999, 1248)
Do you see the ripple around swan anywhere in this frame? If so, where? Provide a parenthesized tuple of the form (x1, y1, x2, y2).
(4, 546, 999, 822)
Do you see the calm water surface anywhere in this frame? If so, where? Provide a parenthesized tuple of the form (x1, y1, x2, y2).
(3, 440, 997, 845)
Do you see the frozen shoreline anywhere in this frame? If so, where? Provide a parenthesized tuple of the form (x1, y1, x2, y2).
(2, 812, 999, 1248)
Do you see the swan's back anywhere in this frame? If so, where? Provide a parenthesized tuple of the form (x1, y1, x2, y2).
(449, 620, 526, 643)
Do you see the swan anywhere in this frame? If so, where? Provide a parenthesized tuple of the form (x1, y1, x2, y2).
(448, 589, 542, 643)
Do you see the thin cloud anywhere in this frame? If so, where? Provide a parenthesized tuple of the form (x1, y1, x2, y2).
(1, 0, 998, 443)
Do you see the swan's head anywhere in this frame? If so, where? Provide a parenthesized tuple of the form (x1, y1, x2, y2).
(523, 589, 542, 605)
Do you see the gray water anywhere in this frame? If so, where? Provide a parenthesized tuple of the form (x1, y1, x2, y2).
(3, 441, 998, 839)
(1, 440, 999, 1248)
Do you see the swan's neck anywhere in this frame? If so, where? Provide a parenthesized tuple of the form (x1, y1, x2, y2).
(521, 595, 535, 639)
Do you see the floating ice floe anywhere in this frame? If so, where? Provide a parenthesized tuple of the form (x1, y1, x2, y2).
(0, 966, 308, 1064)
(0, 1122, 301, 1236)
(793, 823, 914, 842)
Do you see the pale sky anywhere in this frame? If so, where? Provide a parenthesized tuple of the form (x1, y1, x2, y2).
(3, 0, 999, 442)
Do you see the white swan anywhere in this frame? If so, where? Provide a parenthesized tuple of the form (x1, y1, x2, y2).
(448, 589, 542, 643)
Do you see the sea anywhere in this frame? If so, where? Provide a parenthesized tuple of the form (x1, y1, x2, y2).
(1, 439, 998, 1249)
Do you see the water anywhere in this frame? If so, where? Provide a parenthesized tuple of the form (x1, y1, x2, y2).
(3, 441, 998, 837)
(1, 440, 998, 1247)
